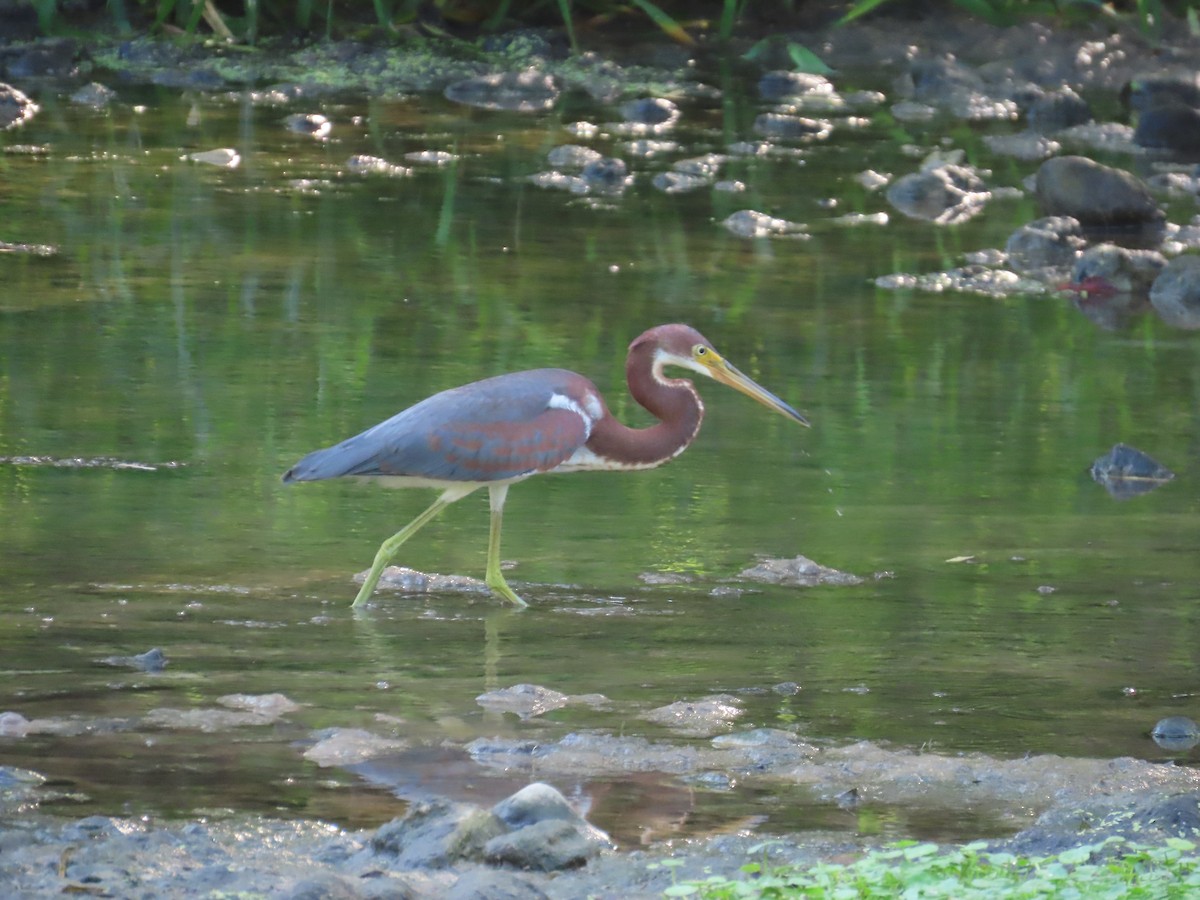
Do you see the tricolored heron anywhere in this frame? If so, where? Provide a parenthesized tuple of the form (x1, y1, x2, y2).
(283, 323, 808, 608)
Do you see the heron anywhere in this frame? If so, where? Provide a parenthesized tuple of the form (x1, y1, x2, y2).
(283, 323, 808, 608)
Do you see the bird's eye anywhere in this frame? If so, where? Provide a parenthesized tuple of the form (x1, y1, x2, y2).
(694, 345, 708, 357)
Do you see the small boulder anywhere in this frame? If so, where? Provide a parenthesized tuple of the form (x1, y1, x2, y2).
(1150, 254, 1200, 329)
(1035, 156, 1163, 226)
(372, 800, 505, 868)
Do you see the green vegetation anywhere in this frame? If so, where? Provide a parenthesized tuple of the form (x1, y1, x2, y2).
(18, 0, 1199, 46)
(657, 838, 1200, 898)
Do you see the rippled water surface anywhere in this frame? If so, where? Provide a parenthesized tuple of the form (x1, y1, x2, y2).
(2, 71, 1199, 844)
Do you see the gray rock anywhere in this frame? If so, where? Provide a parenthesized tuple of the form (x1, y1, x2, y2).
(1035, 156, 1163, 226)
(444, 70, 559, 112)
(483, 819, 599, 872)
(491, 783, 583, 830)
(1026, 87, 1092, 133)
(759, 70, 832, 102)
(619, 97, 678, 127)
(1004, 216, 1086, 273)
(446, 868, 549, 899)
(1067, 243, 1165, 295)
(886, 164, 988, 225)
(371, 800, 505, 868)
(0, 81, 37, 130)
(1135, 104, 1200, 154)
(476, 684, 569, 720)
(283, 872, 363, 900)
(736, 554, 864, 587)
(1124, 73, 1200, 113)
(1152, 716, 1200, 752)
(1089, 444, 1174, 500)
(753, 113, 830, 140)
(1150, 254, 1200, 329)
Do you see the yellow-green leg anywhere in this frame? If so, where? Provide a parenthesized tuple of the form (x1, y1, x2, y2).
(485, 483, 528, 608)
(351, 489, 468, 608)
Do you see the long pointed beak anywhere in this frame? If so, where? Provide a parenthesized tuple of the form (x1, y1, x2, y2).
(709, 358, 810, 427)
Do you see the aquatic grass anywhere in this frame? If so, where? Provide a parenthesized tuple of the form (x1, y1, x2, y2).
(22, 0, 1180, 42)
(660, 838, 1200, 898)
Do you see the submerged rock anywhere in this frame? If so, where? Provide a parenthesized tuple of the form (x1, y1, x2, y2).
(284, 113, 331, 139)
(721, 209, 808, 239)
(363, 565, 489, 595)
(1004, 216, 1087, 274)
(619, 96, 679, 128)
(1089, 444, 1174, 499)
(444, 70, 559, 112)
(476, 684, 569, 720)
(886, 163, 989, 225)
(644, 695, 743, 737)
(753, 113, 831, 140)
(70, 82, 116, 108)
(99, 647, 167, 672)
(1063, 243, 1166, 297)
(346, 154, 412, 177)
(0, 82, 38, 130)
(736, 555, 864, 587)
(1151, 716, 1200, 752)
(1149, 254, 1200, 328)
(304, 727, 407, 766)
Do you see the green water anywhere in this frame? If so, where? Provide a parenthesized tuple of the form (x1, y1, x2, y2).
(2, 78, 1199, 843)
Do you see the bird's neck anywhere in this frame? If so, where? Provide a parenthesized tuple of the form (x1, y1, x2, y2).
(584, 346, 705, 468)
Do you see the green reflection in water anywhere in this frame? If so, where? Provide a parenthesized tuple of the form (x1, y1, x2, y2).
(1, 78, 1199, 839)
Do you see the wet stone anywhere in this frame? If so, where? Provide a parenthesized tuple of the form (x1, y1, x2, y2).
(405, 150, 457, 166)
(983, 131, 1060, 162)
(186, 148, 240, 168)
(367, 566, 489, 594)
(1004, 216, 1087, 274)
(1090, 443, 1175, 499)
(1035, 155, 1163, 227)
(1135, 104, 1200, 154)
(284, 113, 331, 139)
(721, 210, 808, 239)
(303, 727, 407, 766)
(546, 144, 601, 169)
(753, 113, 831, 140)
(619, 97, 679, 128)
(444, 70, 559, 112)
(476, 684, 569, 720)
(99, 647, 166, 672)
(886, 163, 989, 225)
(70, 82, 117, 108)
(0, 711, 31, 737)
(1124, 73, 1200, 113)
(580, 157, 630, 193)
(1152, 716, 1200, 752)
(651, 171, 710, 194)
(1150, 253, 1200, 329)
(346, 154, 411, 177)
(644, 694, 743, 737)
(758, 70, 833, 102)
(446, 868, 549, 900)
(0, 82, 38, 130)
(736, 554, 864, 587)
(218, 692, 300, 717)
(1064, 243, 1166, 296)
(371, 799, 504, 868)
(1025, 87, 1092, 133)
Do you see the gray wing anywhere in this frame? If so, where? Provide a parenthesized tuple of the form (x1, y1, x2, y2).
(283, 368, 599, 484)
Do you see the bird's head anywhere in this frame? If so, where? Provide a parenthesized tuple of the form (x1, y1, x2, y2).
(634, 324, 810, 426)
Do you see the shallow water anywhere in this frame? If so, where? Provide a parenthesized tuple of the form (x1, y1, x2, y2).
(2, 67, 1199, 845)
